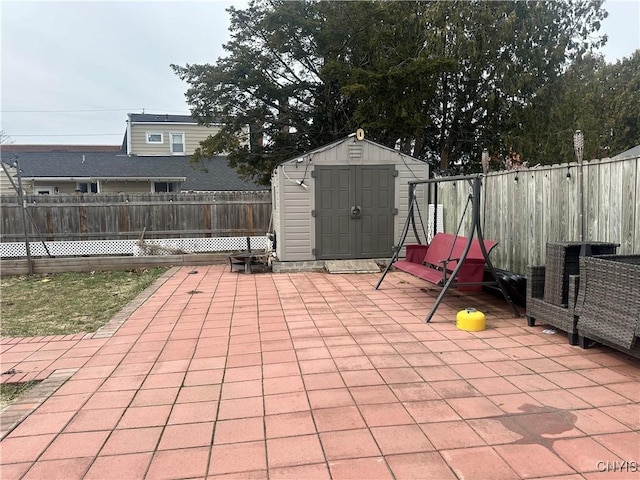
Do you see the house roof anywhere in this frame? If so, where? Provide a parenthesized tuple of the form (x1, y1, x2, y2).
(2, 150, 266, 192)
(1, 145, 123, 153)
(129, 113, 199, 124)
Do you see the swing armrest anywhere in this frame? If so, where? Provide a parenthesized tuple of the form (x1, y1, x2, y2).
(439, 256, 485, 275)
(445, 257, 484, 265)
(437, 259, 452, 270)
(405, 244, 429, 264)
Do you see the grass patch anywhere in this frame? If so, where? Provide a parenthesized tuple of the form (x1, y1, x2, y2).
(0, 268, 169, 337)
(0, 381, 39, 410)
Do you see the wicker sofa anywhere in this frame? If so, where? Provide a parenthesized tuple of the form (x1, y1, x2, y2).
(526, 241, 618, 345)
(575, 255, 640, 358)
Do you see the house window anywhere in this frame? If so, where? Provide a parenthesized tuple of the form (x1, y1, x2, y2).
(153, 182, 179, 193)
(170, 133, 185, 154)
(146, 133, 163, 144)
(77, 182, 98, 193)
(35, 187, 53, 195)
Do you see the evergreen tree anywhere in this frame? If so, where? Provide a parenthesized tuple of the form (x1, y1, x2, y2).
(173, 0, 608, 183)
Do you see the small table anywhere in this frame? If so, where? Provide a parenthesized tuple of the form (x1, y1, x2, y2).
(229, 253, 260, 274)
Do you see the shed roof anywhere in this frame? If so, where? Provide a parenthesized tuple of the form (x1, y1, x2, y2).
(281, 135, 425, 165)
(612, 144, 640, 160)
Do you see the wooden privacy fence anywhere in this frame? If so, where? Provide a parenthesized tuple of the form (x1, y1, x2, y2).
(0, 191, 272, 242)
(2, 157, 639, 276)
(436, 155, 640, 275)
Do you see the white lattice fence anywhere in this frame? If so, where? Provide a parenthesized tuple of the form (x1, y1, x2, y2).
(0, 236, 268, 258)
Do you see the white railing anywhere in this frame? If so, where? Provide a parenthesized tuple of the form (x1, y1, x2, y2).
(0, 236, 268, 258)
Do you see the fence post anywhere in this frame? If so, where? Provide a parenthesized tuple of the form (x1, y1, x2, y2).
(14, 157, 33, 274)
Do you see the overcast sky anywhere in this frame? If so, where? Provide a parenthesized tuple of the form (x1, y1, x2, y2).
(1, 0, 639, 146)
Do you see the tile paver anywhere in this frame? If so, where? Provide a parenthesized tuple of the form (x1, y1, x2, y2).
(441, 446, 519, 479)
(269, 462, 330, 479)
(370, 424, 435, 455)
(328, 457, 394, 480)
(21, 457, 93, 480)
(267, 434, 325, 468)
(307, 387, 355, 409)
(209, 440, 267, 476)
(552, 436, 624, 472)
(263, 374, 305, 395)
(319, 428, 381, 460)
(116, 405, 172, 429)
(100, 426, 163, 455)
(133, 386, 181, 406)
(214, 417, 265, 444)
(39, 430, 110, 460)
(63, 407, 126, 432)
(0, 265, 638, 479)
(385, 451, 457, 480)
(494, 443, 576, 478)
(420, 420, 486, 449)
(83, 453, 153, 480)
(145, 446, 210, 479)
(167, 399, 219, 424)
(265, 411, 317, 439)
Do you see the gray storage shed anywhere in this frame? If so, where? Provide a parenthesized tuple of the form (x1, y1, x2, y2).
(271, 134, 428, 262)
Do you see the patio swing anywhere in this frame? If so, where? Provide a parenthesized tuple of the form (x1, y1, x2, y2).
(376, 174, 521, 323)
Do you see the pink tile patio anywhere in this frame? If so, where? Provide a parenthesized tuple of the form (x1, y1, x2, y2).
(1, 265, 638, 479)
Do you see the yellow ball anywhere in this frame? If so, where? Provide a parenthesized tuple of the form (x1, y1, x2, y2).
(456, 308, 486, 332)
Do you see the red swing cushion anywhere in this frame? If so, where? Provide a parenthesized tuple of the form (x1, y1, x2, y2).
(395, 233, 498, 291)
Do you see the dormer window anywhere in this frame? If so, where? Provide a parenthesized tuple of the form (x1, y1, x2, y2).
(170, 132, 185, 155)
(146, 132, 163, 144)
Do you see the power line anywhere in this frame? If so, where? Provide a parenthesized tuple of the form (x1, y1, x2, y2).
(1, 108, 190, 114)
(9, 133, 122, 137)
(2, 108, 134, 113)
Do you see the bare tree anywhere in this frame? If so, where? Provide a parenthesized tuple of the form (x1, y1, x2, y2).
(0, 130, 14, 145)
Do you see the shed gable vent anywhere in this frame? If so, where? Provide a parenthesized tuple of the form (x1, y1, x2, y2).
(348, 143, 363, 163)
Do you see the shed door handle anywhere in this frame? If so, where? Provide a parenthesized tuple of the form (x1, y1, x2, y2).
(350, 206, 362, 219)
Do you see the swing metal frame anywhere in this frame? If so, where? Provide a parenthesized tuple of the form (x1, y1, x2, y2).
(376, 174, 521, 323)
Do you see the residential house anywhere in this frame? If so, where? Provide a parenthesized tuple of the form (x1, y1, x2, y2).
(0, 161, 18, 194)
(0, 114, 261, 195)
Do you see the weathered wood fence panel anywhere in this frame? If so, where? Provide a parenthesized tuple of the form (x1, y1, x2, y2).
(436, 156, 640, 275)
(0, 191, 272, 242)
(3, 157, 639, 276)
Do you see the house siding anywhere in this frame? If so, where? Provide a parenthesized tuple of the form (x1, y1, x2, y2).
(26, 180, 163, 194)
(130, 123, 222, 156)
(100, 181, 153, 193)
(129, 122, 250, 156)
(0, 165, 18, 195)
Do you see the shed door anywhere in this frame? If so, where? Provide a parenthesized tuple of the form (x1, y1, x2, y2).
(315, 165, 394, 259)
